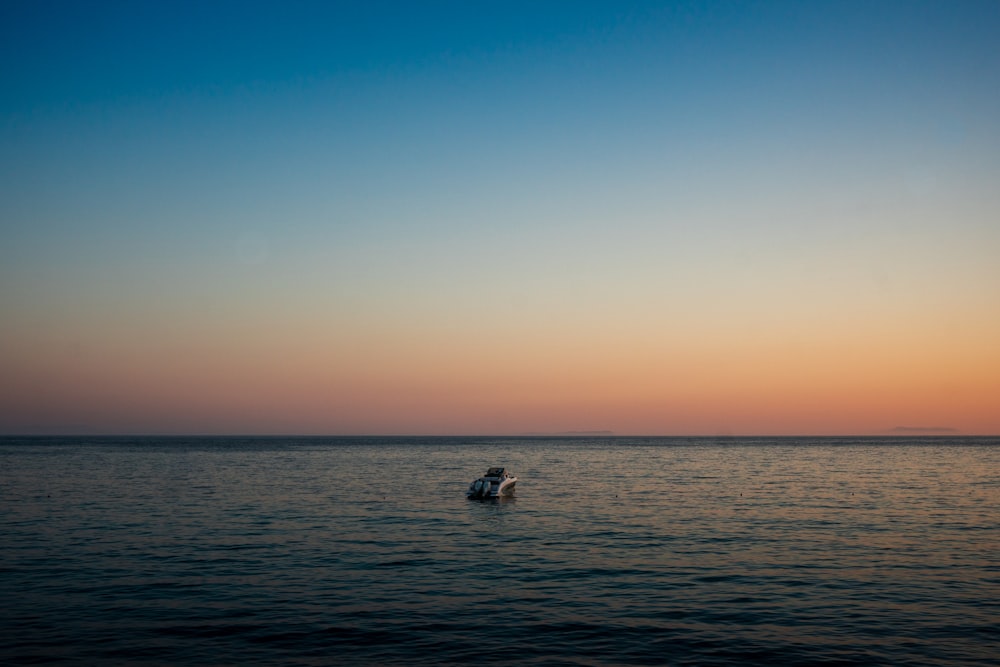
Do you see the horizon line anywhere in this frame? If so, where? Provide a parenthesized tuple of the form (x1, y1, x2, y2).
(4, 432, 996, 439)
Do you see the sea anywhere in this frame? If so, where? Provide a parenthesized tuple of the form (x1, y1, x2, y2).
(1, 436, 997, 666)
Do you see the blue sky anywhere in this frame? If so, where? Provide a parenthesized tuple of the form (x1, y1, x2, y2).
(2, 1, 999, 434)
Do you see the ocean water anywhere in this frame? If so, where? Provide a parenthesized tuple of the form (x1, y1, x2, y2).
(1, 436, 998, 666)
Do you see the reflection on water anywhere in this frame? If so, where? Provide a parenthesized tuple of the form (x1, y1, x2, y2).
(1, 436, 998, 665)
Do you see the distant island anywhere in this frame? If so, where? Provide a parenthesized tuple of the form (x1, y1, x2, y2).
(889, 426, 960, 434)
(521, 430, 616, 436)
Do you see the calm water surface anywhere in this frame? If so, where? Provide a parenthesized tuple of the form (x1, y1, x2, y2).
(1, 436, 998, 665)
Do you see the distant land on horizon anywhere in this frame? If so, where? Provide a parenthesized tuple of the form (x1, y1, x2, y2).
(888, 426, 961, 434)
(519, 431, 617, 436)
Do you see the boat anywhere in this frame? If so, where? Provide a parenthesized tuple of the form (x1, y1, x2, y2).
(467, 466, 517, 499)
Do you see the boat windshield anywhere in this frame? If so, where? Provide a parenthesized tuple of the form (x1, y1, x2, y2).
(486, 467, 505, 477)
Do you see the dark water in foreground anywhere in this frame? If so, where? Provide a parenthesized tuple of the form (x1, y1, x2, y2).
(1, 436, 998, 665)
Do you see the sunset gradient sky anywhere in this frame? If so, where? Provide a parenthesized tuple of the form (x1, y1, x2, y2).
(2, 1, 999, 435)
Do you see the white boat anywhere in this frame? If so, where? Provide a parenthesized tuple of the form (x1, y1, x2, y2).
(467, 466, 517, 499)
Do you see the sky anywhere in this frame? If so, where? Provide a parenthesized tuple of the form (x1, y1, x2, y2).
(2, 0, 999, 435)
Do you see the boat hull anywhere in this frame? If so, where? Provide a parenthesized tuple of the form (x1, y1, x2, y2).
(467, 477, 517, 499)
